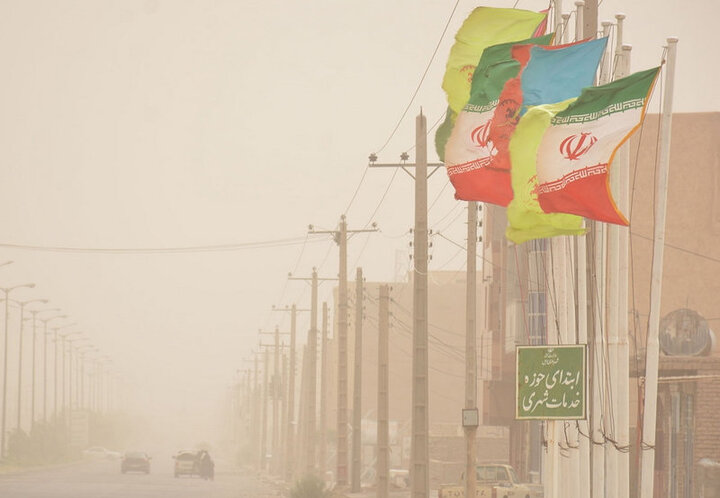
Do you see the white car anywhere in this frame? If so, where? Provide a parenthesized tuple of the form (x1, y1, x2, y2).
(82, 446, 122, 460)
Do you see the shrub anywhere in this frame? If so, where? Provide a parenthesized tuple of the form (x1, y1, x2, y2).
(290, 473, 331, 498)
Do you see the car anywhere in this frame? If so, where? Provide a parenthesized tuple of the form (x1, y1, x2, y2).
(82, 446, 122, 460)
(121, 451, 151, 474)
(438, 463, 535, 498)
(173, 450, 200, 478)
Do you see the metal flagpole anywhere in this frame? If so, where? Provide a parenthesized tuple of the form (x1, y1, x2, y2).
(639, 37, 678, 498)
(617, 37, 632, 498)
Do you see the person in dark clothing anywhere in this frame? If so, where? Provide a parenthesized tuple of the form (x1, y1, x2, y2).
(199, 451, 214, 480)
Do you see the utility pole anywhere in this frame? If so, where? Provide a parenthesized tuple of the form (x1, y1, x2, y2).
(369, 111, 442, 498)
(640, 37, 678, 498)
(351, 267, 364, 493)
(297, 345, 308, 474)
(260, 327, 290, 475)
(254, 351, 261, 470)
(259, 332, 290, 475)
(464, 202, 479, 498)
(377, 285, 390, 498)
(273, 304, 309, 481)
(308, 270, 318, 473)
(272, 327, 282, 475)
(309, 219, 377, 486)
(319, 302, 329, 476)
(261, 345, 270, 471)
(289, 269, 337, 473)
(280, 351, 288, 475)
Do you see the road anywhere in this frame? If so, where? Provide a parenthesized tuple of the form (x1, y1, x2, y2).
(0, 456, 280, 498)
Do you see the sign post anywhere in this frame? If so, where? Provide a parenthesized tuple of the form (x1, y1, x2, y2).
(516, 345, 586, 420)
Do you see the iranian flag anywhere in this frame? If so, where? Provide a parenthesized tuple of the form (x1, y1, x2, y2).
(536, 67, 661, 225)
(445, 33, 553, 205)
(436, 7, 548, 161)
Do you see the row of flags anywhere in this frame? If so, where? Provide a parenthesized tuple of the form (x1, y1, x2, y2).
(438, 6, 660, 244)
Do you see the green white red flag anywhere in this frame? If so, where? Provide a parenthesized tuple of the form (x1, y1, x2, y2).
(536, 67, 661, 225)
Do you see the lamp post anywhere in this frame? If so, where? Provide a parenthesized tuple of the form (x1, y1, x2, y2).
(94, 355, 111, 414)
(51, 323, 77, 422)
(59, 331, 82, 422)
(39, 314, 66, 424)
(11, 299, 49, 432)
(76, 345, 95, 411)
(68, 337, 89, 411)
(0, 282, 35, 458)
(27, 308, 60, 427)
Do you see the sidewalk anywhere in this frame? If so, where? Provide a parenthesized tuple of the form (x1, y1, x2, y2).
(0, 458, 84, 476)
(341, 489, 436, 498)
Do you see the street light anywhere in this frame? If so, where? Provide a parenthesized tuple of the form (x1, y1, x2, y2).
(75, 344, 95, 411)
(91, 354, 111, 413)
(51, 322, 77, 422)
(97, 356, 112, 414)
(0, 282, 35, 458)
(10, 298, 49, 432)
(59, 331, 82, 422)
(68, 336, 90, 411)
(25, 308, 60, 427)
(39, 313, 66, 424)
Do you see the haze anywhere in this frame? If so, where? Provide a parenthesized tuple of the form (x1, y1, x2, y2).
(0, 0, 717, 497)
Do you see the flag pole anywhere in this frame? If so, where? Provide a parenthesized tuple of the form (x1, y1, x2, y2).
(639, 37, 678, 498)
(603, 17, 620, 498)
(613, 15, 630, 498)
(616, 40, 633, 498)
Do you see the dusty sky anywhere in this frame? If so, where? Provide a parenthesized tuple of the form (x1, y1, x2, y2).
(0, 0, 716, 441)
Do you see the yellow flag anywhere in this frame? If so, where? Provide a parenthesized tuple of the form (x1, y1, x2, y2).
(506, 100, 586, 244)
(442, 7, 546, 116)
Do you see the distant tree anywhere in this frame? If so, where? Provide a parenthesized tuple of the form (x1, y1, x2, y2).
(290, 473, 332, 498)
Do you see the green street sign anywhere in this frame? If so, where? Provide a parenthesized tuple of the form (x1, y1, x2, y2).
(516, 345, 586, 420)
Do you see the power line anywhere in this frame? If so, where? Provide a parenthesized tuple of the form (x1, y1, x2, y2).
(630, 231, 720, 264)
(371, 0, 461, 156)
(0, 236, 322, 254)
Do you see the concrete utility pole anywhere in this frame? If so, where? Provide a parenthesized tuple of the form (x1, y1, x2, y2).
(272, 327, 282, 475)
(261, 346, 270, 471)
(377, 285, 390, 498)
(273, 304, 310, 481)
(254, 351, 261, 470)
(280, 351, 287, 474)
(259, 333, 290, 475)
(289, 269, 337, 473)
(297, 345, 308, 473)
(351, 267, 364, 492)
(319, 302, 329, 476)
(464, 202, 479, 498)
(309, 218, 377, 486)
(369, 111, 443, 498)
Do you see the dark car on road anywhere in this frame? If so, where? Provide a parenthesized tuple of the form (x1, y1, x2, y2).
(121, 451, 151, 474)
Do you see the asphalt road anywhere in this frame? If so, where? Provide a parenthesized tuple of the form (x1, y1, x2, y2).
(0, 456, 280, 498)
